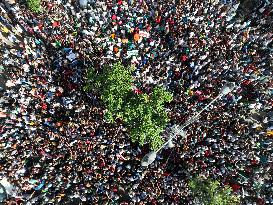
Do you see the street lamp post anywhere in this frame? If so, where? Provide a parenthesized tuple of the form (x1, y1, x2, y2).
(141, 82, 235, 166)
(0, 183, 7, 203)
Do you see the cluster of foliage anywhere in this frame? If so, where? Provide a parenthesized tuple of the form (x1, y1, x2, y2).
(84, 62, 173, 150)
(189, 177, 240, 205)
(26, 0, 41, 13)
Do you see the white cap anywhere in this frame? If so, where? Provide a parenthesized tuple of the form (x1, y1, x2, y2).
(220, 82, 235, 95)
(166, 140, 175, 148)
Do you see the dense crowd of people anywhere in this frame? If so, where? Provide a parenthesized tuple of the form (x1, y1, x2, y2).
(0, 0, 272, 204)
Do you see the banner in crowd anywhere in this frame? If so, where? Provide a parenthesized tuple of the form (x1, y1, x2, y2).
(127, 50, 139, 58)
(139, 31, 150, 38)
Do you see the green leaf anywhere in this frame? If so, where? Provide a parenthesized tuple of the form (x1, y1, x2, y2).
(26, 0, 41, 13)
(83, 62, 172, 150)
(188, 177, 240, 205)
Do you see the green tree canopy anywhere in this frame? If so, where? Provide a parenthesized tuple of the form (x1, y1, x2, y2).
(189, 177, 240, 205)
(26, 0, 41, 13)
(84, 62, 172, 150)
